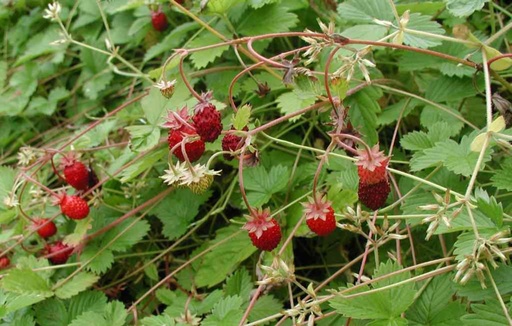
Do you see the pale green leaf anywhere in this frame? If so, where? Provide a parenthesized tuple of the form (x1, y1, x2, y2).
(276, 91, 316, 122)
(4, 292, 48, 314)
(420, 105, 464, 135)
(144, 262, 159, 281)
(140, 87, 174, 126)
(378, 99, 416, 126)
(64, 217, 93, 247)
(426, 75, 480, 102)
(243, 165, 290, 206)
(403, 13, 445, 48)
(248, 0, 279, 9)
(237, 4, 298, 36)
(55, 272, 99, 299)
(401, 131, 432, 151)
(1, 268, 53, 297)
(82, 72, 114, 100)
(101, 219, 150, 252)
(461, 299, 510, 325)
(140, 314, 176, 326)
(233, 104, 251, 130)
(144, 22, 199, 62)
(206, 0, 243, 14)
(474, 188, 503, 228)
(445, 0, 488, 17)
(68, 311, 107, 326)
(456, 264, 512, 301)
(15, 27, 67, 65)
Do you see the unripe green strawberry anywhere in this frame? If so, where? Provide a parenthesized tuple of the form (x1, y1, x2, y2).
(243, 208, 281, 251)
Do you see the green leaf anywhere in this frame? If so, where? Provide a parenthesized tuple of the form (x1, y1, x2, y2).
(346, 88, 381, 146)
(101, 219, 150, 252)
(144, 22, 199, 62)
(64, 216, 93, 247)
(3, 292, 48, 314)
(401, 131, 432, 151)
(1, 268, 53, 297)
(55, 272, 99, 299)
(491, 158, 512, 192)
(330, 261, 416, 320)
(455, 264, 512, 301)
(68, 291, 108, 322)
(15, 27, 67, 65)
(249, 295, 283, 324)
(224, 269, 253, 300)
(237, 4, 298, 36)
(118, 147, 167, 183)
(82, 72, 114, 100)
(206, 0, 243, 14)
(233, 104, 251, 130)
(151, 188, 210, 240)
(403, 13, 445, 48)
(0, 165, 16, 210)
(144, 262, 159, 281)
(202, 295, 244, 325)
(243, 165, 290, 207)
(68, 311, 107, 326)
(34, 298, 68, 326)
(445, 0, 488, 17)
(193, 226, 257, 288)
(425, 76, 481, 103)
(419, 105, 464, 135)
(104, 301, 127, 326)
(406, 274, 465, 325)
(0, 61, 7, 88)
(248, 0, 279, 9)
(378, 99, 416, 126)
(189, 22, 230, 69)
(474, 188, 503, 228)
(337, 0, 395, 23)
(140, 314, 176, 326)
(461, 299, 510, 325)
(276, 91, 317, 122)
(80, 246, 114, 274)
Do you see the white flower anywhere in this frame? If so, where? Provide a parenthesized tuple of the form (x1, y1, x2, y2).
(17, 147, 37, 166)
(160, 162, 187, 186)
(3, 193, 19, 208)
(154, 79, 177, 99)
(180, 164, 221, 194)
(43, 2, 61, 21)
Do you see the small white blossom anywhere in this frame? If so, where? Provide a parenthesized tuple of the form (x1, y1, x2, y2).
(160, 162, 187, 186)
(43, 2, 61, 21)
(17, 147, 37, 166)
(180, 164, 221, 186)
(3, 193, 19, 208)
(154, 79, 177, 98)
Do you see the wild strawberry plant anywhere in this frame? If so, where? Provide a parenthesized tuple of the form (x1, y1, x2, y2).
(1, 0, 512, 325)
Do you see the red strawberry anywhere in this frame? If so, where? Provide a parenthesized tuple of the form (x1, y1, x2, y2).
(355, 145, 389, 185)
(33, 218, 57, 239)
(303, 196, 336, 236)
(0, 256, 10, 269)
(243, 208, 282, 251)
(60, 195, 90, 220)
(44, 241, 73, 264)
(168, 126, 205, 162)
(358, 179, 390, 210)
(151, 10, 168, 31)
(222, 135, 243, 161)
(192, 102, 223, 142)
(62, 154, 90, 190)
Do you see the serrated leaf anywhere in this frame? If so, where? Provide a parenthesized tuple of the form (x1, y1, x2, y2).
(144, 262, 159, 281)
(140, 314, 176, 326)
(68, 311, 107, 326)
(144, 22, 199, 62)
(224, 269, 253, 300)
(15, 256, 53, 281)
(237, 4, 298, 36)
(403, 13, 445, 48)
(461, 299, 510, 325)
(119, 147, 167, 183)
(248, 0, 279, 9)
(425, 75, 480, 103)
(474, 188, 503, 227)
(330, 261, 416, 320)
(64, 217, 93, 247)
(406, 274, 465, 325)
(243, 165, 290, 207)
(4, 292, 48, 314)
(101, 219, 150, 252)
(104, 301, 127, 326)
(233, 104, 251, 130)
(202, 295, 244, 325)
(401, 131, 432, 151)
(337, 0, 394, 23)
(34, 298, 68, 326)
(193, 226, 257, 288)
(420, 105, 464, 135)
(346, 88, 381, 145)
(445, 0, 488, 17)
(248, 295, 283, 324)
(276, 91, 316, 122)
(55, 272, 99, 299)
(455, 264, 512, 301)
(195, 290, 224, 315)
(80, 246, 114, 274)
(188, 22, 230, 69)
(151, 188, 210, 240)
(206, 0, 243, 14)
(0, 166, 17, 210)
(491, 158, 512, 191)
(1, 268, 53, 297)
(68, 291, 108, 321)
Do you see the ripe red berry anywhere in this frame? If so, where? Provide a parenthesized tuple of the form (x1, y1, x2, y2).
(44, 241, 73, 265)
(222, 133, 243, 160)
(355, 145, 389, 185)
(304, 199, 336, 236)
(192, 103, 223, 143)
(168, 127, 205, 162)
(151, 10, 168, 31)
(243, 208, 282, 251)
(33, 218, 57, 239)
(61, 154, 90, 191)
(60, 195, 90, 220)
(0, 257, 10, 269)
(358, 179, 391, 210)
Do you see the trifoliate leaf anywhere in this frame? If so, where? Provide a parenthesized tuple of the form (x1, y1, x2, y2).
(445, 0, 489, 17)
(100, 219, 150, 252)
(401, 131, 432, 151)
(425, 75, 481, 103)
(118, 147, 167, 183)
(55, 272, 100, 299)
(202, 295, 244, 325)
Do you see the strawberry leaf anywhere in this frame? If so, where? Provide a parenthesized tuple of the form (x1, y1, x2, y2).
(402, 13, 445, 48)
(34, 298, 68, 326)
(55, 272, 100, 299)
(445, 0, 489, 17)
(237, 4, 298, 36)
(243, 165, 290, 207)
(336, 0, 395, 23)
(1, 269, 53, 298)
(461, 299, 511, 325)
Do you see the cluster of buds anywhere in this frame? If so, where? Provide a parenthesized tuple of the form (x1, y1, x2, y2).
(301, 20, 336, 66)
(160, 162, 221, 194)
(154, 79, 177, 99)
(256, 256, 295, 286)
(284, 288, 322, 326)
(455, 230, 511, 287)
(338, 204, 370, 234)
(17, 147, 39, 166)
(332, 47, 376, 83)
(420, 190, 464, 240)
(42, 1, 61, 21)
